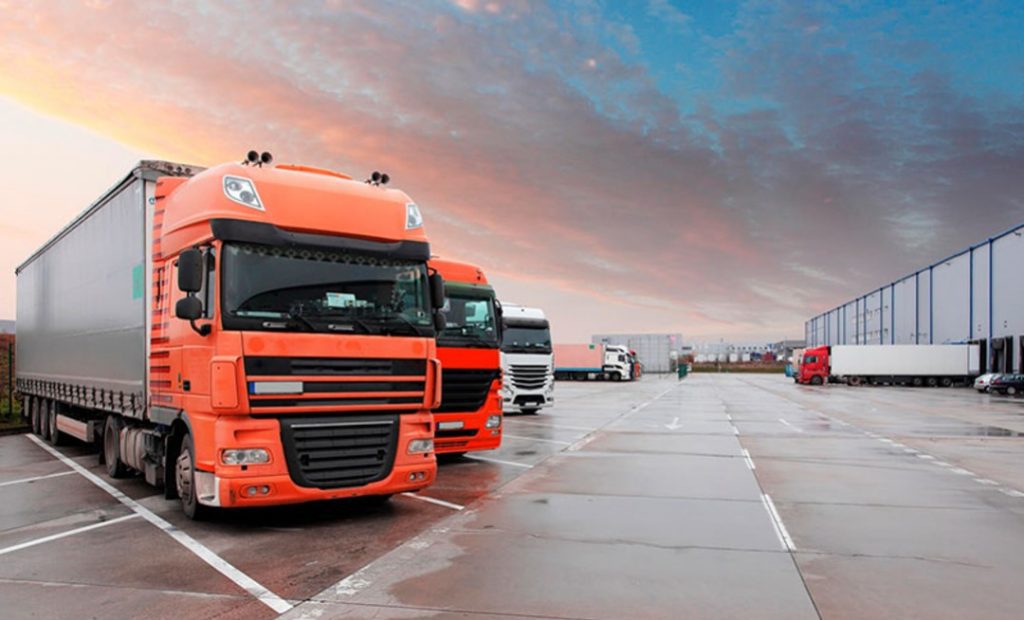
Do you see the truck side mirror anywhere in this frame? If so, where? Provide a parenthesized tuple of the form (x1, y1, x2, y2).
(433, 312, 446, 333)
(429, 273, 445, 309)
(178, 249, 204, 293)
(175, 296, 202, 321)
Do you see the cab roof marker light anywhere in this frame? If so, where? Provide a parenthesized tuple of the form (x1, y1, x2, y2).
(223, 175, 265, 211)
(406, 203, 423, 230)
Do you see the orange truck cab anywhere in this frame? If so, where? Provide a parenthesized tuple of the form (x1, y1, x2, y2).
(16, 156, 446, 518)
(429, 258, 503, 455)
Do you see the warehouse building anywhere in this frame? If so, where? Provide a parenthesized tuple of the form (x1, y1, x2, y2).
(805, 222, 1024, 374)
(592, 333, 682, 373)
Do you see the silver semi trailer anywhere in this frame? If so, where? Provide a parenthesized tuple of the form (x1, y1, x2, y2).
(16, 161, 199, 450)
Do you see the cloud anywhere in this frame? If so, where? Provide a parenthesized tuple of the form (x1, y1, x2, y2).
(0, 0, 1021, 342)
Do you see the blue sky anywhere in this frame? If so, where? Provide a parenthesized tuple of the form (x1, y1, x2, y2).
(1, 0, 1022, 341)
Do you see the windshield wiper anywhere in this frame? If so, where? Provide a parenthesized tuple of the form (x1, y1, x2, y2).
(287, 310, 317, 332)
(378, 315, 427, 336)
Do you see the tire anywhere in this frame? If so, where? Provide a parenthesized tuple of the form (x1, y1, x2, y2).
(39, 400, 51, 442)
(912, 377, 923, 387)
(848, 376, 862, 386)
(30, 397, 41, 435)
(1008, 386, 1018, 396)
(810, 376, 823, 386)
(940, 378, 952, 388)
(103, 416, 130, 478)
(48, 402, 66, 447)
(175, 434, 212, 520)
(926, 377, 937, 387)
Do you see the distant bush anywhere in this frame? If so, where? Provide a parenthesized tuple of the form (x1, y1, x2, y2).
(691, 362, 786, 374)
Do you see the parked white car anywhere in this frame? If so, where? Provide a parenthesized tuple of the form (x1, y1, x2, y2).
(974, 373, 1001, 392)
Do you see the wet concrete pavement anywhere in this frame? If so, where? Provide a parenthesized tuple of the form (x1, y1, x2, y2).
(3, 375, 1024, 618)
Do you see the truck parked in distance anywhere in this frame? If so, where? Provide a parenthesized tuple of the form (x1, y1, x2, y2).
(17, 157, 446, 518)
(797, 344, 981, 387)
(500, 305, 554, 414)
(554, 343, 634, 381)
(429, 258, 502, 456)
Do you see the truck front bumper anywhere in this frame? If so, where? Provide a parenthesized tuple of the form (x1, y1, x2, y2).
(434, 411, 502, 454)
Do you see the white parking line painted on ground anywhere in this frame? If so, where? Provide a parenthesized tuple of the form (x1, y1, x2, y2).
(741, 449, 756, 470)
(25, 435, 294, 614)
(464, 454, 533, 468)
(567, 384, 678, 453)
(0, 471, 76, 488)
(949, 467, 973, 476)
(400, 493, 464, 511)
(761, 493, 796, 551)
(501, 434, 572, 446)
(778, 418, 803, 433)
(507, 420, 596, 432)
(0, 513, 140, 556)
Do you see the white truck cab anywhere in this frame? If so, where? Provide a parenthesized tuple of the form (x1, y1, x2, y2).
(500, 305, 554, 414)
(602, 344, 633, 381)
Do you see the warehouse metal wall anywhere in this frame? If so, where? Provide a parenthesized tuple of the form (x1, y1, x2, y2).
(805, 223, 1024, 373)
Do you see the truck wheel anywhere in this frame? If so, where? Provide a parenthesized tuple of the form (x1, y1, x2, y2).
(48, 403, 66, 447)
(810, 376, 823, 386)
(912, 377, 923, 387)
(39, 400, 52, 442)
(940, 378, 953, 388)
(103, 416, 130, 478)
(30, 397, 41, 435)
(927, 377, 938, 387)
(176, 434, 211, 520)
(848, 376, 862, 386)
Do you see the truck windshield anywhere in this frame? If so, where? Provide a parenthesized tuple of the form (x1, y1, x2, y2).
(221, 242, 432, 335)
(502, 325, 552, 354)
(438, 289, 499, 348)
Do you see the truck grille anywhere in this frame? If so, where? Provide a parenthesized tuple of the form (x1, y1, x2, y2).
(436, 369, 499, 413)
(244, 357, 427, 411)
(279, 415, 398, 489)
(509, 365, 550, 390)
(245, 357, 425, 376)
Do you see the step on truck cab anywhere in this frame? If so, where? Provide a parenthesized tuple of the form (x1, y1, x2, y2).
(429, 258, 503, 455)
(500, 305, 554, 414)
(16, 156, 447, 518)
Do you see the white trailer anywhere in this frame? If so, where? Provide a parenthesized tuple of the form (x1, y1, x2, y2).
(830, 344, 980, 386)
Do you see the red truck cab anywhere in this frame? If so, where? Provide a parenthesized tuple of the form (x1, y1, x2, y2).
(796, 346, 829, 385)
(429, 258, 503, 455)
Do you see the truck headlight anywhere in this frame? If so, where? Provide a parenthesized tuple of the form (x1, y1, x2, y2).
(221, 448, 270, 465)
(407, 438, 433, 454)
(485, 415, 501, 429)
(223, 175, 264, 211)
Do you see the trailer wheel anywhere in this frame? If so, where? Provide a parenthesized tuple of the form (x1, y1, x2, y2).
(48, 402, 66, 447)
(927, 377, 938, 387)
(940, 378, 953, 388)
(103, 416, 130, 478)
(912, 377, 923, 387)
(848, 376, 862, 386)
(29, 397, 41, 435)
(39, 400, 52, 442)
(176, 434, 211, 520)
